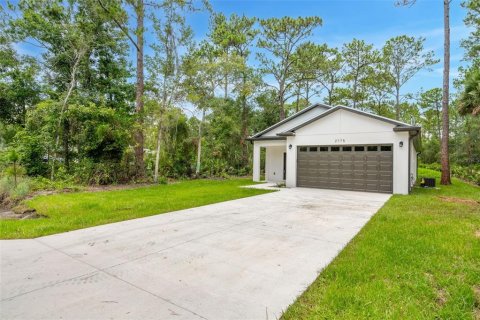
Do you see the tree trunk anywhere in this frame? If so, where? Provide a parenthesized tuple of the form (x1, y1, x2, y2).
(305, 82, 310, 106)
(352, 78, 358, 109)
(224, 73, 228, 100)
(51, 49, 84, 180)
(436, 103, 441, 140)
(22, 104, 26, 127)
(295, 89, 300, 113)
(240, 73, 249, 167)
(440, 0, 451, 185)
(134, 0, 145, 179)
(195, 108, 205, 176)
(153, 119, 162, 183)
(13, 161, 17, 188)
(224, 50, 228, 100)
(328, 82, 334, 105)
(279, 82, 285, 120)
(63, 119, 70, 171)
(395, 85, 400, 120)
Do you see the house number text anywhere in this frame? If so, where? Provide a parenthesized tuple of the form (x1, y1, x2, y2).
(334, 138, 346, 143)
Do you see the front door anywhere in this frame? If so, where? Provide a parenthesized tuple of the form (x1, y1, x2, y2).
(283, 152, 287, 180)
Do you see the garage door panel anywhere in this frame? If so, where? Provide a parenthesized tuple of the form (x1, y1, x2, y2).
(297, 145, 392, 193)
(379, 164, 393, 171)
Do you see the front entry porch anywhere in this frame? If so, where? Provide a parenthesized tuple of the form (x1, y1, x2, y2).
(252, 140, 287, 183)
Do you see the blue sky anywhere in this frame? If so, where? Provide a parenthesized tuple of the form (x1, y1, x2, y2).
(185, 0, 470, 96)
(10, 0, 471, 102)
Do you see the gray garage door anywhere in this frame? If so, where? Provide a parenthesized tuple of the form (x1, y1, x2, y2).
(297, 145, 393, 193)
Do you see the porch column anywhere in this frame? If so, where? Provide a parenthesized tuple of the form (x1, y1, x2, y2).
(253, 142, 261, 182)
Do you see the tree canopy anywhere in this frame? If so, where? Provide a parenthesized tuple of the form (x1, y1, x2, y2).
(0, 0, 478, 188)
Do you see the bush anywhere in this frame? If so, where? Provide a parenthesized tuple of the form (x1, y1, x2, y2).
(419, 162, 480, 185)
(31, 176, 81, 192)
(156, 176, 168, 185)
(0, 176, 32, 203)
(14, 130, 49, 176)
(0, 176, 14, 200)
(452, 164, 480, 185)
(10, 180, 30, 200)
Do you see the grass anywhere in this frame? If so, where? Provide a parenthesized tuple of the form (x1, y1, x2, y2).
(0, 178, 273, 239)
(282, 168, 480, 320)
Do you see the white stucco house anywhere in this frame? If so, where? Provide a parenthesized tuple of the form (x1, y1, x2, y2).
(249, 104, 421, 195)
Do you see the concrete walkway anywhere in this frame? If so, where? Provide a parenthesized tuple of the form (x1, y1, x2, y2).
(0, 188, 390, 320)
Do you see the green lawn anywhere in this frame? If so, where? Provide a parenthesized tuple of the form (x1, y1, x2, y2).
(282, 168, 480, 320)
(0, 178, 273, 239)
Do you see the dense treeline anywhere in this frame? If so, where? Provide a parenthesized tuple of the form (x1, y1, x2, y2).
(0, 0, 479, 198)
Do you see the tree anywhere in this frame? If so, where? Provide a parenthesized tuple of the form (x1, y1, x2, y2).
(209, 13, 258, 165)
(0, 41, 40, 126)
(363, 66, 395, 117)
(95, 0, 147, 178)
(316, 47, 346, 106)
(461, 0, 480, 60)
(8, 0, 97, 178)
(441, 0, 452, 185)
(341, 39, 380, 109)
(257, 16, 322, 120)
(291, 42, 327, 110)
(146, 0, 193, 183)
(7, 149, 20, 188)
(458, 67, 480, 116)
(209, 13, 256, 100)
(383, 35, 438, 120)
(97, 0, 208, 179)
(396, 0, 451, 185)
(6, 0, 134, 180)
(458, 0, 480, 116)
(418, 88, 443, 140)
(182, 42, 222, 176)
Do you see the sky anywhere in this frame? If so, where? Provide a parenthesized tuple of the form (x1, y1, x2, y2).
(10, 0, 472, 105)
(184, 0, 470, 96)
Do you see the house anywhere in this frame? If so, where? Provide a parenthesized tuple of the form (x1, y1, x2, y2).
(248, 104, 420, 195)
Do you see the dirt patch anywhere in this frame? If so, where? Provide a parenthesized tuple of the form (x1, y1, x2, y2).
(425, 272, 449, 307)
(0, 206, 46, 220)
(436, 288, 448, 306)
(475, 230, 480, 239)
(85, 183, 155, 192)
(21, 182, 167, 200)
(474, 285, 480, 320)
(437, 196, 480, 206)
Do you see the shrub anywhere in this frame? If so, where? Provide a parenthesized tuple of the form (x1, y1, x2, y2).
(10, 180, 30, 200)
(156, 176, 168, 185)
(419, 162, 480, 185)
(0, 176, 14, 200)
(0, 176, 32, 204)
(451, 164, 480, 185)
(31, 176, 81, 192)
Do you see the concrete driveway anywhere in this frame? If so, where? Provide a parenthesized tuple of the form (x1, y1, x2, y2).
(1, 187, 390, 320)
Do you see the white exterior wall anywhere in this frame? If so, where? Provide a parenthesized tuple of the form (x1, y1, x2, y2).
(252, 140, 286, 182)
(261, 106, 329, 136)
(284, 109, 411, 194)
(266, 146, 285, 182)
(410, 139, 417, 188)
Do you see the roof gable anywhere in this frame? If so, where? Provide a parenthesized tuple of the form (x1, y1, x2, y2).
(251, 103, 331, 138)
(277, 105, 419, 135)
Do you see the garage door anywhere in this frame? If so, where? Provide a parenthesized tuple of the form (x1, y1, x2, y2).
(297, 145, 393, 193)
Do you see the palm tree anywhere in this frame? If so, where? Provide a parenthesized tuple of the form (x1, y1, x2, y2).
(458, 68, 480, 116)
